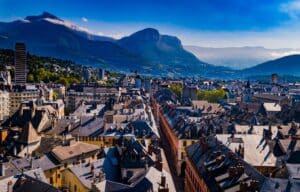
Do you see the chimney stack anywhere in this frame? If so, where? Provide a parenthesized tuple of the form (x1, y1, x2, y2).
(250, 180, 259, 191)
(156, 161, 163, 172)
(239, 182, 248, 191)
(161, 174, 166, 187)
(99, 169, 106, 182)
(228, 166, 237, 178)
(148, 145, 153, 155)
(200, 137, 208, 152)
(7, 180, 13, 192)
(0, 163, 5, 177)
(158, 173, 169, 192)
(236, 165, 244, 175)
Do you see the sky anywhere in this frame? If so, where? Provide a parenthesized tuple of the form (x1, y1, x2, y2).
(1, 0, 300, 48)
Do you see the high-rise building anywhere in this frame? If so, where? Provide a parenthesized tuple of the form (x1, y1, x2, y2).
(98, 68, 106, 80)
(14, 42, 27, 84)
(271, 73, 278, 84)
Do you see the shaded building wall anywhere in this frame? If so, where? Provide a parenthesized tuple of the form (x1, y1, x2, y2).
(184, 157, 210, 192)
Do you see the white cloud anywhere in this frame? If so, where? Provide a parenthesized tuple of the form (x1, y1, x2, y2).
(280, 0, 300, 19)
(94, 31, 123, 39)
(69, 14, 300, 49)
(111, 34, 124, 39)
(81, 17, 88, 22)
(96, 31, 104, 36)
(269, 50, 300, 58)
(45, 18, 96, 35)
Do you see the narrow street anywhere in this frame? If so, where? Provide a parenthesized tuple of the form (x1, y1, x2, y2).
(158, 123, 184, 192)
(150, 104, 184, 192)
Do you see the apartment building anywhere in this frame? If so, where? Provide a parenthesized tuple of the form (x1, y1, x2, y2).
(9, 85, 40, 115)
(0, 90, 9, 121)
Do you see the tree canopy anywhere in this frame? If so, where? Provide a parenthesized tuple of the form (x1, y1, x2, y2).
(197, 88, 226, 103)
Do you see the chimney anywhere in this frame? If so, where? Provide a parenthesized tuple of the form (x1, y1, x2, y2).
(200, 137, 208, 152)
(30, 157, 33, 169)
(161, 174, 166, 187)
(90, 163, 95, 176)
(156, 161, 163, 172)
(158, 173, 169, 192)
(13, 147, 17, 156)
(0, 163, 5, 177)
(7, 180, 13, 192)
(249, 180, 259, 191)
(145, 159, 149, 170)
(228, 151, 235, 159)
(239, 182, 248, 191)
(99, 169, 106, 181)
(236, 165, 244, 175)
(228, 166, 237, 178)
(148, 145, 153, 155)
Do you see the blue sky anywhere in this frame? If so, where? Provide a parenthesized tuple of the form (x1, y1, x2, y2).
(1, 0, 300, 48)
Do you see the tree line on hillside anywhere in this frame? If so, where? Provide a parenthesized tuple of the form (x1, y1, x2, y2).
(0, 49, 81, 86)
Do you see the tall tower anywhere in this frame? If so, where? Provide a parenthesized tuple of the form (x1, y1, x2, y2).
(271, 73, 278, 84)
(14, 42, 27, 84)
(98, 68, 105, 80)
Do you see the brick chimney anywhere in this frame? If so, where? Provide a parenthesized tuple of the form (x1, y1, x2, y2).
(228, 151, 235, 159)
(239, 181, 248, 191)
(156, 161, 163, 172)
(200, 137, 208, 152)
(148, 145, 153, 155)
(158, 173, 169, 192)
(249, 180, 259, 191)
(228, 166, 237, 178)
(7, 180, 13, 192)
(236, 165, 244, 175)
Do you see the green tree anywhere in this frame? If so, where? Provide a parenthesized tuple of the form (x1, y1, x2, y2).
(55, 77, 69, 87)
(53, 90, 59, 100)
(27, 73, 34, 82)
(169, 84, 183, 98)
(197, 88, 226, 102)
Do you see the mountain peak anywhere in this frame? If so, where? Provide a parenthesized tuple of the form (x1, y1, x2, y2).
(139, 28, 159, 34)
(25, 12, 62, 21)
(128, 28, 160, 42)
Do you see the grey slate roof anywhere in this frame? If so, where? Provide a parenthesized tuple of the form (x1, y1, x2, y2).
(13, 174, 60, 192)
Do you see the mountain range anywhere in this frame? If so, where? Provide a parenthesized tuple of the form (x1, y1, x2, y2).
(184, 46, 300, 69)
(241, 55, 300, 77)
(0, 12, 299, 79)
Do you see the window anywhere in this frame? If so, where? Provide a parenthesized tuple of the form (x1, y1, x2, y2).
(50, 177, 53, 184)
(74, 185, 77, 192)
(183, 141, 187, 147)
